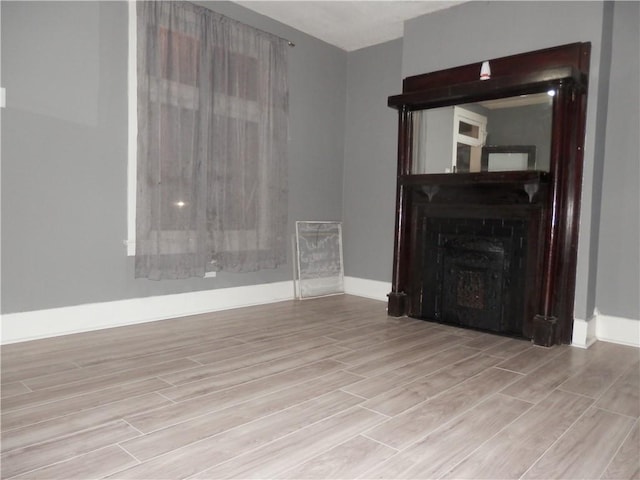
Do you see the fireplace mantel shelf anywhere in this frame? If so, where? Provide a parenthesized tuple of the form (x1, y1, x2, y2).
(402, 171, 550, 206)
(400, 171, 550, 187)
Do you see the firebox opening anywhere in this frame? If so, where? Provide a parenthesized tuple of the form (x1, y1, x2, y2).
(417, 216, 528, 337)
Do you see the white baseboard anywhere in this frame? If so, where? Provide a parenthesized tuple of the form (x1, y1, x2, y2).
(343, 276, 391, 302)
(573, 310, 640, 348)
(1, 281, 295, 345)
(595, 313, 640, 347)
(0, 277, 391, 345)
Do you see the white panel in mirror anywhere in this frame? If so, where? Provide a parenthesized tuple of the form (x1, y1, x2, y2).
(487, 153, 529, 171)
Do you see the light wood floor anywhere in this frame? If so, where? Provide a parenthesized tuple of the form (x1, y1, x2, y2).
(1, 295, 639, 479)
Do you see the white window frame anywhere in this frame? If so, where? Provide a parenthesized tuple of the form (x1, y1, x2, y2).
(126, 0, 137, 256)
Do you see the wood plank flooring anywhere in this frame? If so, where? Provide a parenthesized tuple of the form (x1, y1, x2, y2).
(1, 295, 638, 479)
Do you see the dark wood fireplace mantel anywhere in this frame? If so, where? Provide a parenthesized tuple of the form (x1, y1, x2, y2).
(401, 171, 549, 204)
(387, 43, 591, 346)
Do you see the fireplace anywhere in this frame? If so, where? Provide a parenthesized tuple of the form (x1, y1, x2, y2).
(418, 216, 529, 336)
(402, 173, 547, 340)
(386, 43, 591, 346)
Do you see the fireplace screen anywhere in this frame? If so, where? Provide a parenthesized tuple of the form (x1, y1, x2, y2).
(455, 270, 485, 309)
(441, 237, 506, 331)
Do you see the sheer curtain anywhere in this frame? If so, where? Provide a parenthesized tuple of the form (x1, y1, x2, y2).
(135, 1, 289, 280)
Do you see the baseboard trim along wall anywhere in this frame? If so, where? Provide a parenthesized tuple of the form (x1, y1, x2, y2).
(2, 277, 638, 347)
(594, 312, 640, 347)
(1, 281, 296, 345)
(572, 308, 640, 348)
(343, 276, 391, 302)
(1, 277, 389, 344)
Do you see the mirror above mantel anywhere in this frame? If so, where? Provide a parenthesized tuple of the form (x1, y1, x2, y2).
(386, 42, 591, 346)
(411, 92, 554, 174)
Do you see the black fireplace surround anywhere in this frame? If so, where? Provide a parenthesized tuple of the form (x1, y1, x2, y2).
(404, 173, 548, 341)
(420, 217, 528, 336)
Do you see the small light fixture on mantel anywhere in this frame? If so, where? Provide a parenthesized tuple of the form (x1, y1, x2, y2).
(480, 61, 491, 80)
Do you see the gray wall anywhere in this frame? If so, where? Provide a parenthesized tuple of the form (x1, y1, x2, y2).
(596, 1, 640, 319)
(1, 1, 346, 314)
(342, 39, 402, 281)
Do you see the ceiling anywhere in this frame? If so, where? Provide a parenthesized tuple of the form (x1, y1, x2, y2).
(234, 1, 466, 52)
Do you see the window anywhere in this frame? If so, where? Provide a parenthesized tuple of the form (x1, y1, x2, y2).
(128, 1, 289, 280)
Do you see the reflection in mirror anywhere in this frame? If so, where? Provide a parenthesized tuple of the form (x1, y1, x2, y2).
(481, 145, 536, 172)
(411, 92, 553, 174)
